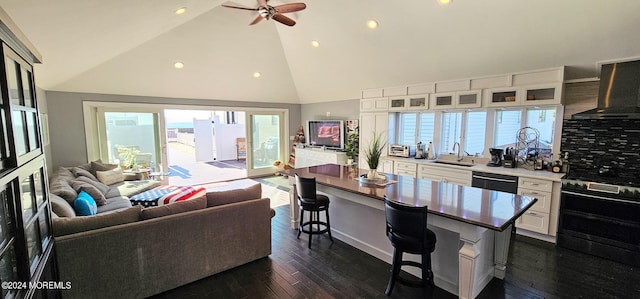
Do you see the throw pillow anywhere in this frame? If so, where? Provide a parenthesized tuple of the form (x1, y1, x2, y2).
(140, 196, 206, 220)
(96, 168, 125, 185)
(49, 193, 76, 217)
(76, 176, 110, 195)
(49, 179, 78, 204)
(91, 160, 119, 174)
(73, 190, 98, 216)
(70, 181, 107, 206)
(71, 167, 99, 182)
(52, 205, 142, 237)
(206, 183, 262, 207)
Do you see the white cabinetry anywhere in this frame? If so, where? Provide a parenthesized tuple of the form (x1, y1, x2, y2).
(360, 97, 389, 111)
(484, 84, 562, 107)
(359, 112, 389, 167)
(294, 148, 347, 168)
(406, 94, 429, 110)
(388, 96, 408, 111)
(516, 177, 553, 234)
(379, 159, 394, 174)
(431, 90, 482, 109)
(393, 161, 417, 178)
(418, 164, 471, 186)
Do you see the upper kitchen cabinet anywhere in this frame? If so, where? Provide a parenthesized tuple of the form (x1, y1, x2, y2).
(484, 86, 521, 107)
(388, 96, 408, 111)
(2, 44, 42, 166)
(406, 94, 429, 110)
(484, 84, 562, 107)
(431, 90, 481, 110)
(522, 83, 563, 106)
(360, 97, 389, 112)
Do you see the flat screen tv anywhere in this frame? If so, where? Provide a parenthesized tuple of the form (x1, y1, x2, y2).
(307, 120, 344, 149)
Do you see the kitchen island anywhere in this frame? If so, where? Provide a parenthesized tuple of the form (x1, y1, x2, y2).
(283, 164, 536, 299)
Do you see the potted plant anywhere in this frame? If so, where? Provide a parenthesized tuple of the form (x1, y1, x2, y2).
(344, 126, 359, 164)
(364, 131, 386, 179)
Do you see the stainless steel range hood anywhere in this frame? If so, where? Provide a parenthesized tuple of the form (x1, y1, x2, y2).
(573, 60, 640, 119)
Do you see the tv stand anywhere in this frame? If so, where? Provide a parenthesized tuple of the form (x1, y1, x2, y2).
(295, 148, 348, 168)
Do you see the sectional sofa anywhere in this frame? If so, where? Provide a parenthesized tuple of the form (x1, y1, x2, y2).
(48, 162, 273, 298)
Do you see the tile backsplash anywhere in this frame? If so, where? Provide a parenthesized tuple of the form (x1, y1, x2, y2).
(561, 119, 640, 183)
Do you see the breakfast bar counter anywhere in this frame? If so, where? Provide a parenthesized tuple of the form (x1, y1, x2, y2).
(283, 164, 536, 299)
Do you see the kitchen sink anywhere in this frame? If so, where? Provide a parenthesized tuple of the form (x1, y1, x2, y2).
(433, 160, 475, 167)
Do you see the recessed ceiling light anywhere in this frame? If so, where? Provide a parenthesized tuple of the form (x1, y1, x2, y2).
(437, 0, 452, 5)
(311, 40, 320, 47)
(175, 7, 187, 15)
(253, 72, 261, 78)
(366, 19, 378, 29)
(174, 61, 184, 69)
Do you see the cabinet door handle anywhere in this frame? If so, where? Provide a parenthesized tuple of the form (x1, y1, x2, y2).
(530, 183, 540, 186)
(528, 212, 537, 216)
(529, 191, 539, 195)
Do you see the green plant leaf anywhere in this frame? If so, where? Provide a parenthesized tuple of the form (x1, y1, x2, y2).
(364, 131, 386, 169)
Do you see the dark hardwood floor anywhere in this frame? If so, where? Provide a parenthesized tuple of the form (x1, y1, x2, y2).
(151, 203, 640, 299)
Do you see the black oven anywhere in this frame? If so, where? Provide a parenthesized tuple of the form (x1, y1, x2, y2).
(558, 181, 640, 266)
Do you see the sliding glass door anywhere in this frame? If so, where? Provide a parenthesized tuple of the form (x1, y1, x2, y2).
(246, 111, 285, 177)
(96, 108, 166, 172)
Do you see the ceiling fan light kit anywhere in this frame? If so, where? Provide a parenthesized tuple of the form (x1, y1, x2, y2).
(222, 0, 307, 27)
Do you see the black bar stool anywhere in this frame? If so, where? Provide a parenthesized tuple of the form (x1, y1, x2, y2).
(295, 173, 333, 248)
(384, 197, 437, 296)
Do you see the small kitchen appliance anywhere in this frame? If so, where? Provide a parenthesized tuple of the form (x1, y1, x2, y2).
(486, 148, 503, 167)
(388, 144, 413, 158)
(415, 142, 425, 159)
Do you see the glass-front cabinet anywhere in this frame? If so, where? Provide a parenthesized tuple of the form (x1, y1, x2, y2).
(388, 96, 407, 111)
(406, 94, 429, 110)
(0, 40, 55, 298)
(485, 84, 562, 107)
(4, 44, 41, 166)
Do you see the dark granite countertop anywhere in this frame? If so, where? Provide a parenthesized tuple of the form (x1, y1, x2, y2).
(284, 164, 537, 232)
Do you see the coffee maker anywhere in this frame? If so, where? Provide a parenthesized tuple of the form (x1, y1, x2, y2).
(415, 142, 425, 159)
(487, 148, 503, 167)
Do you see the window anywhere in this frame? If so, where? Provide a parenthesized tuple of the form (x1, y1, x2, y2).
(464, 111, 487, 155)
(398, 113, 417, 145)
(493, 110, 521, 148)
(526, 107, 556, 146)
(440, 112, 462, 154)
(418, 113, 435, 144)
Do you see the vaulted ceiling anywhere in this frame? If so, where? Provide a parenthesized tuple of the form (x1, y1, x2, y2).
(1, 0, 639, 104)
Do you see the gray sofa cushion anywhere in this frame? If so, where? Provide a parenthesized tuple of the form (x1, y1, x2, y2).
(76, 176, 110, 195)
(71, 167, 99, 182)
(49, 179, 78, 204)
(97, 197, 133, 214)
(52, 205, 142, 237)
(106, 180, 162, 198)
(90, 160, 118, 174)
(96, 168, 125, 185)
(70, 180, 107, 206)
(141, 196, 206, 220)
(206, 183, 262, 207)
(50, 194, 76, 217)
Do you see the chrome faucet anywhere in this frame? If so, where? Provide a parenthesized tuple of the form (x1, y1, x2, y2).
(452, 142, 463, 161)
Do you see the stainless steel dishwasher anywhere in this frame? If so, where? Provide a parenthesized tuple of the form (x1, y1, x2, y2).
(471, 171, 518, 193)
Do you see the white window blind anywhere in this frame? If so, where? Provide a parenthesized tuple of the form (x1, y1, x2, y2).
(398, 113, 417, 145)
(418, 113, 435, 144)
(440, 112, 462, 153)
(464, 111, 487, 155)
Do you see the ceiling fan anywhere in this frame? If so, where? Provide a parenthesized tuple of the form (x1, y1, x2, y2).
(222, 0, 307, 27)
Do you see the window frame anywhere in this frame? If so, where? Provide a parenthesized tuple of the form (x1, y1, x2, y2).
(390, 104, 563, 158)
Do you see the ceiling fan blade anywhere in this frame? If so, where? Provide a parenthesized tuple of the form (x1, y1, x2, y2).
(257, 0, 268, 7)
(221, 4, 258, 11)
(249, 15, 264, 25)
(272, 13, 296, 26)
(274, 3, 306, 14)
